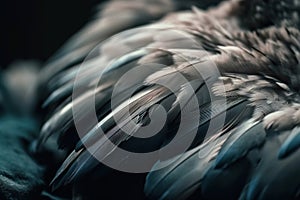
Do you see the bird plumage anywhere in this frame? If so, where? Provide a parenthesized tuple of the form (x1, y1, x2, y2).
(34, 0, 300, 199)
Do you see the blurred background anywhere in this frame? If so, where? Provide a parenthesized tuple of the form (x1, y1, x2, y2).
(1, 0, 103, 67)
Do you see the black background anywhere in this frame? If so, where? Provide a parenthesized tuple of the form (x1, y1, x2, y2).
(1, 0, 102, 67)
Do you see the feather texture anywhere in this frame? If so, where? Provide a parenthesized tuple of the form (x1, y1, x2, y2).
(34, 0, 300, 199)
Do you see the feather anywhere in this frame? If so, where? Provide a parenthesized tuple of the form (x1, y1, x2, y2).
(35, 1, 300, 199)
(239, 129, 300, 200)
(215, 120, 265, 169)
(278, 126, 300, 159)
(145, 132, 229, 200)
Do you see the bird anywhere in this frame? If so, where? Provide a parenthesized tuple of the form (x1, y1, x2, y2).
(34, 0, 300, 199)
